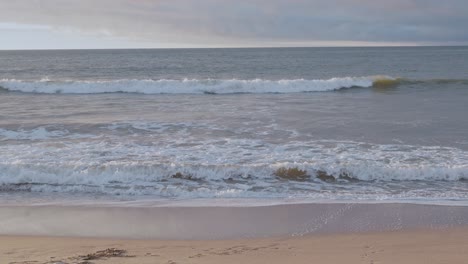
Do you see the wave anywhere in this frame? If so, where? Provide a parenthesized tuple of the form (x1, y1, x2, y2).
(1, 161, 466, 186)
(1, 162, 467, 200)
(0, 76, 394, 94)
(1, 134, 468, 199)
(0, 77, 466, 95)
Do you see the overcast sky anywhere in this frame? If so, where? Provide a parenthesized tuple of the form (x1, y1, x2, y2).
(0, 0, 467, 49)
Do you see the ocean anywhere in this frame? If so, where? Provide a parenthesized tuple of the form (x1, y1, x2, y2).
(1, 47, 468, 205)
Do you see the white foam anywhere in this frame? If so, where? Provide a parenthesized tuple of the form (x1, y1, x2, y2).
(0, 127, 65, 140)
(0, 127, 93, 141)
(0, 76, 387, 94)
(1, 134, 467, 201)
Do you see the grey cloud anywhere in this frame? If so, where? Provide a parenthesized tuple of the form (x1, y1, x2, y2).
(0, 0, 467, 46)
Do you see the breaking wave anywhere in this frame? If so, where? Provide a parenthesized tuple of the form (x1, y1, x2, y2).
(1, 133, 468, 199)
(1, 161, 467, 201)
(0, 76, 397, 94)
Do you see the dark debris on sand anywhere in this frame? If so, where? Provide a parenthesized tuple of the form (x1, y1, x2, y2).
(15, 248, 135, 264)
(73, 248, 134, 263)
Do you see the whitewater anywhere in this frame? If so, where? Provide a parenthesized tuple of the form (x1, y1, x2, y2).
(0, 76, 394, 94)
(1, 47, 468, 205)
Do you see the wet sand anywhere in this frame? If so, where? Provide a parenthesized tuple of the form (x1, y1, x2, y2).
(2, 203, 468, 263)
(1, 203, 468, 239)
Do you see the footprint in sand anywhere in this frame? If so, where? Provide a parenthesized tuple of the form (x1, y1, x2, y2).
(361, 245, 383, 264)
(188, 253, 205, 258)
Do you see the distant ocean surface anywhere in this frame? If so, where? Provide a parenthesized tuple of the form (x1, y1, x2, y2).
(1, 47, 468, 205)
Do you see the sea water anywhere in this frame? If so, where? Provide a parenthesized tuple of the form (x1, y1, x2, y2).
(1, 47, 468, 205)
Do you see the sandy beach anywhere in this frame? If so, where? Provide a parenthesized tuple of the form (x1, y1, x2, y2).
(1, 203, 468, 263)
(2, 227, 468, 264)
(2, 203, 468, 239)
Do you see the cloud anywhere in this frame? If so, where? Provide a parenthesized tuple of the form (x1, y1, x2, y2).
(0, 0, 467, 47)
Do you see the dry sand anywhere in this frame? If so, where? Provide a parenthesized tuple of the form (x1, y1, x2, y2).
(2, 227, 468, 264)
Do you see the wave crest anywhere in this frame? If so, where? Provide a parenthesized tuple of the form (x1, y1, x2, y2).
(0, 76, 393, 94)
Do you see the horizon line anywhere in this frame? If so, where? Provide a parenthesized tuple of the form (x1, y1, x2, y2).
(1, 44, 467, 51)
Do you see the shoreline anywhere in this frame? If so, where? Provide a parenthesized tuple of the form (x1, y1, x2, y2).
(3, 227, 468, 263)
(1, 202, 468, 240)
(3, 196, 468, 207)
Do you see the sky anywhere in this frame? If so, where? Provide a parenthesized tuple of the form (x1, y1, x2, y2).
(0, 0, 467, 49)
